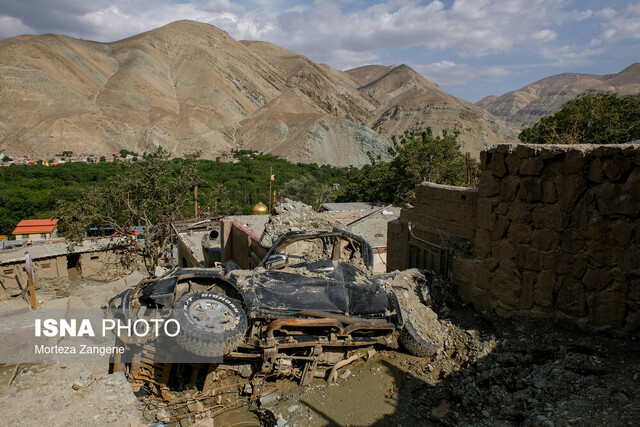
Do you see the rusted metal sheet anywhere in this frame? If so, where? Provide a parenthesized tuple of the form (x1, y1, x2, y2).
(408, 224, 451, 278)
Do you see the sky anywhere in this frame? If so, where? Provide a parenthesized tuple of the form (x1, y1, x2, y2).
(0, 0, 638, 102)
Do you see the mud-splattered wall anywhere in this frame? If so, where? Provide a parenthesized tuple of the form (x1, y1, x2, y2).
(388, 144, 640, 333)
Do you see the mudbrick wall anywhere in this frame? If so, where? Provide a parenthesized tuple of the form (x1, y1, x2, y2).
(388, 143, 640, 333)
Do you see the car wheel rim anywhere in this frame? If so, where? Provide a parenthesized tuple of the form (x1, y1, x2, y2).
(187, 298, 237, 332)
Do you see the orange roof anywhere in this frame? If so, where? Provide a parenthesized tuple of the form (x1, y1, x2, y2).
(13, 219, 59, 235)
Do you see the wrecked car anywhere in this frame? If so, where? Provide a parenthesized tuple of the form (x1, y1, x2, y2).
(108, 228, 437, 399)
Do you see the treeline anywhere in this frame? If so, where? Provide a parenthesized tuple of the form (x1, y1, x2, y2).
(0, 152, 350, 236)
(520, 92, 640, 145)
(0, 162, 122, 236)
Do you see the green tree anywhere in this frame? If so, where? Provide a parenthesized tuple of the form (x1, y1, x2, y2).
(2, 155, 12, 162)
(278, 176, 335, 209)
(339, 128, 476, 204)
(519, 92, 640, 145)
(57, 147, 201, 272)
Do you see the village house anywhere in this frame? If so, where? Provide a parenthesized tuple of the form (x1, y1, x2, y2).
(12, 219, 59, 242)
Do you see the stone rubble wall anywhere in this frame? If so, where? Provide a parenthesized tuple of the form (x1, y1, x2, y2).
(389, 143, 640, 333)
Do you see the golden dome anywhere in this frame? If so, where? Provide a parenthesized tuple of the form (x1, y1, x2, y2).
(252, 202, 268, 215)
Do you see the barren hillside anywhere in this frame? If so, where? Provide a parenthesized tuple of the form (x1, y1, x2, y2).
(349, 64, 517, 156)
(477, 63, 640, 129)
(0, 20, 517, 165)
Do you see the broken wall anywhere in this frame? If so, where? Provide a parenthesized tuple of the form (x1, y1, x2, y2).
(387, 183, 477, 278)
(388, 143, 640, 333)
(221, 220, 269, 269)
(0, 257, 68, 298)
(79, 250, 133, 281)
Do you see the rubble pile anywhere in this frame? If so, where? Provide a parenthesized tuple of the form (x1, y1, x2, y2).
(402, 310, 640, 426)
(380, 269, 497, 369)
(259, 199, 337, 247)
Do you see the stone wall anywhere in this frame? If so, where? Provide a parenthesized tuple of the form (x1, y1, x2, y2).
(388, 143, 640, 333)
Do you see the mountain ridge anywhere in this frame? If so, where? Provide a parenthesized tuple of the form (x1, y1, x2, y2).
(0, 20, 517, 165)
(477, 63, 640, 129)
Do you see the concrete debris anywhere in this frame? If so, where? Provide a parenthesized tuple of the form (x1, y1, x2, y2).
(259, 392, 281, 407)
(259, 199, 337, 247)
(431, 400, 452, 419)
(338, 369, 352, 380)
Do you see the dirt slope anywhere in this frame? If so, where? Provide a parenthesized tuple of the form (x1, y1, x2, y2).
(477, 63, 640, 129)
(350, 64, 518, 156)
(0, 20, 517, 164)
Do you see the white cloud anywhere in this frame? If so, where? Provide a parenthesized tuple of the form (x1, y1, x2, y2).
(539, 44, 606, 67)
(0, 15, 35, 39)
(595, 7, 617, 19)
(601, 2, 640, 41)
(0, 1, 595, 60)
(415, 61, 512, 87)
(532, 29, 557, 43)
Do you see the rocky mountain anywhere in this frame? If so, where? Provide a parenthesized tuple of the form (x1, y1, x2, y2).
(348, 64, 517, 155)
(477, 63, 640, 130)
(0, 20, 516, 166)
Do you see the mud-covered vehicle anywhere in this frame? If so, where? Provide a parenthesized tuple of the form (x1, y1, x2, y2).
(108, 229, 437, 399)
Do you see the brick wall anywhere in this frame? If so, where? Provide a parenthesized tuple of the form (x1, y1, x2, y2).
(387, 183, 477, 276)
(389, 143, 640, 334)
(412, 183, 478, 243)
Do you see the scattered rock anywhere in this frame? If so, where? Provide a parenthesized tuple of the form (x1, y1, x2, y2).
(187, 400, 205, 413)
(532, 374, 545, 389)
(287, 404, 300, 413)
(431, 400, 452, 419)
(260, 392, 281, 407)
(339, 369, 351, 380)
(260, 199, 337, 247)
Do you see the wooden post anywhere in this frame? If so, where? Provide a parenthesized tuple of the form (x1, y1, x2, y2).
(268, 167, 273, 213)
(194, 185, 199, 219)
(24, 252, 37, 310)
(466, 152, 473, 186)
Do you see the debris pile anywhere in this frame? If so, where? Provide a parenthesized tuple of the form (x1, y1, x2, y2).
(259, 199, 337, 247)
(400, 311, 640, 426)
(380, 269, 497, 367)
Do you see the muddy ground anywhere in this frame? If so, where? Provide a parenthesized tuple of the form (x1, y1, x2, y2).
(1, 274, 639, 426)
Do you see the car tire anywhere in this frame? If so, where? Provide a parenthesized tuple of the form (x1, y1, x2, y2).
(170, 291, 247, 357)
(399, 316, 441, 358)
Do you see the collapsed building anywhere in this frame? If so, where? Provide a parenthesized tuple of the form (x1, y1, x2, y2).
(0, 237, 135, 299)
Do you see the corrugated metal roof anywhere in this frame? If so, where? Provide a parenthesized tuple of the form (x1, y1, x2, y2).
(12, 219, 59, 235)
